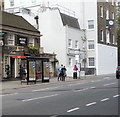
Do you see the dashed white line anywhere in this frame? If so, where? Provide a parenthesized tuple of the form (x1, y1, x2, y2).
(0, 93, 18, 97)
(90, 87, 96, 89)
(67, 107, 79, 113)
(22, 94, 59, 102)
(104, 82, 116, 86)
(113, 95, 119, 98)
(101, 98, 109, 102)
(74, 88, 89, 92)
(86, 102, 97, 106)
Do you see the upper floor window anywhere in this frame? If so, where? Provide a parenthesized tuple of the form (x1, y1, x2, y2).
(75, 40, 79, 49)
(106, 9, 109, 19)
(28, 38, 34, 47)
(9, 0, 14, 7)
(112, 12, 114, 19)
(68, 58, 72, 66)
(101, 30, 104, 42)
(68, 39, 72, 48)
(106, 29, 110, 43)
(88, 20, 94, 29)
(7, 34, 14, 45)
(112, 34, 115, 44)
(88, 57, 95, 66)
(31, 0, 36, 3)
(100, 6, 103, 18)
(112, 0, 114, 5)
(88, 40, 94, 49)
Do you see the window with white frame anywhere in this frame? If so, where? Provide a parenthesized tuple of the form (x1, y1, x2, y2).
(101, 30, 104, 42)
(88, 40, 94, 49)
(106, 9, 109, 19)
(9, 0, 14, 6)
(100, 6, 103, 18)
(88, 20, 94, 29)
(68, 58, 72, 66)
(7, 34, 14, 45)
(68, 39, 72, 48)
(112, 12, 114, 19)
(112, 34, 115, 44)
(106, 29, 110, 43)
(112, 0, 114, 5)
(75, 40, 79, 49)
(88, 57, 95, 66)
(28, 38, 34, 47)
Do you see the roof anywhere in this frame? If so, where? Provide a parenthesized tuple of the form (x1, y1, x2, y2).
(0, 11, 39, 33)
(60, 13, 80, 29)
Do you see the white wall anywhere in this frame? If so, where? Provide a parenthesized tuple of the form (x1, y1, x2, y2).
(39, 9, 66, 65)
(97, 44, 117, 75)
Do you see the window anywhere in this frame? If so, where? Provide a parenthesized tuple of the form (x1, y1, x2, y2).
(106, 29, 110, 43)
(100, 6, 103, 17)
(106, 9, 109, 19)
(112, 12, 114, 19)
(75, 40, 79, 49)
(112, 0, 114, 5)
(28, 38, 34, 47)
(9, 0, 14, 6)
(89, 58, 95, 66)
(88, 40, 94, 49)
(112, 34, 115, 44)
(7, 34, 14, 45)
(68, 39, 72, 48)
(31, 0, 36, 3)
(68, 58, 72, 66)
(88, 20, 94, 29)
(101, 30, 104, 42)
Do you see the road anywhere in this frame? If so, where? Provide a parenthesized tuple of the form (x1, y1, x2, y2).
(1, 75, 120, 116)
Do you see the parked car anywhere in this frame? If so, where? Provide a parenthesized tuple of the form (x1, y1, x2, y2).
(116, 66, 120, 79)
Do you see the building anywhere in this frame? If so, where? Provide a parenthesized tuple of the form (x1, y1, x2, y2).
(4, 0, 118, 76)
(0, 11, 41, 79)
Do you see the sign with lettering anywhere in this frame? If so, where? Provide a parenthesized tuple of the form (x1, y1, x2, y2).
(17, 36, 27, 46)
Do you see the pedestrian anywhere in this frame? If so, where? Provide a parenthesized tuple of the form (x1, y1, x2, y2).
(73, 65, 78, 79)
(61, 66, 67, 81)
(58, 64, 63, 81)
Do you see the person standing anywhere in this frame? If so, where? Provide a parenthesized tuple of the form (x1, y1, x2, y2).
(58, 64, 63, 81)
(61, 66, 67, 81)
(73, 65, 78, 79)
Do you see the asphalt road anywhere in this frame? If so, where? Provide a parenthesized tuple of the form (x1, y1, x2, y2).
(1, 75, 120, 116)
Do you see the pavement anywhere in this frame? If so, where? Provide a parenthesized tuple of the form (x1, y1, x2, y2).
(0, 74, 116, 91)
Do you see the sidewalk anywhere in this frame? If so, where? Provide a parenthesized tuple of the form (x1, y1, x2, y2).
(1, 74, 115, 91)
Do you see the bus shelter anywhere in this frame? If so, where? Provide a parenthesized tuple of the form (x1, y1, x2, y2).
(20, 56, 49, 85)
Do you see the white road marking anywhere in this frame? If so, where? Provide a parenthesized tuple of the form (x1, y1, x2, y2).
(113, 95, 119, 98)
(101, 98, 109, 102)
(22, 94, 59, 102)
(104, 82, 116, 86)
(0, 93, 18, 97)
(74, 88, 89, 92)
(67, 107, 79, 113)
(91, 81, 95, 82)
(90, 87, 96, 89)
(86, 102, 97, 106)
(32, 86, 60, 92)
(104, 77, 110, 80)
